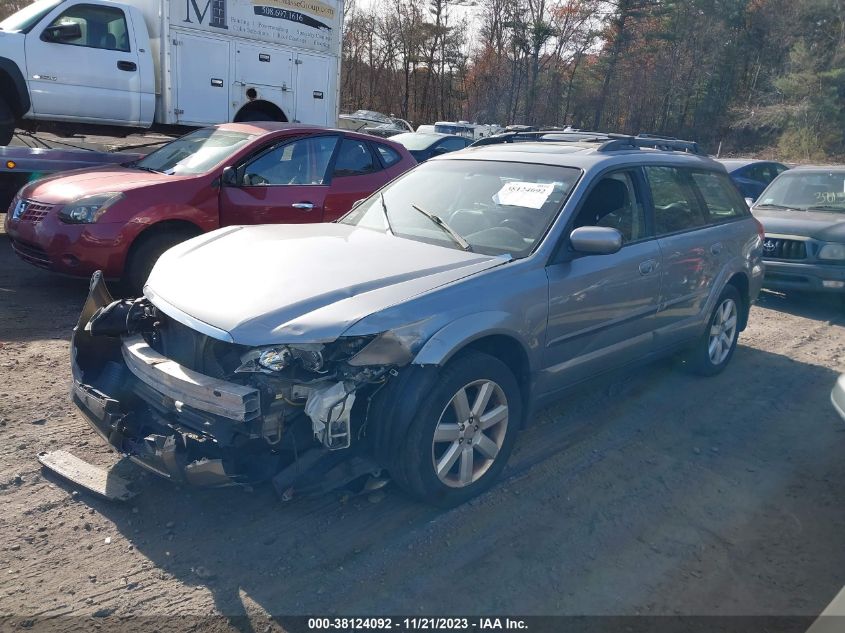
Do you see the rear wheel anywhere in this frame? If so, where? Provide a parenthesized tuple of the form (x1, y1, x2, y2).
(687, 285, 742, 376)
(123, 229, 198, 295)
(0, 98, 15, 146)
(394, 351, 521, 507)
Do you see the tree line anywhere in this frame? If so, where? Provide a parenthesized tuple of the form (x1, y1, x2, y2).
(341, 0, 845, 159)
(2, 0, 842, 158)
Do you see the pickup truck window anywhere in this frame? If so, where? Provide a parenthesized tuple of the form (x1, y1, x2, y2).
(135, 128, 255, 175)
(46, 4, 130, 52)
(0, 0, 62, 33)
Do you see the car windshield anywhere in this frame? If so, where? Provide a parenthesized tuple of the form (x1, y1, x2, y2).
(758, 171, 845, 212)
(392, 133, 441, 150)
(134, 128, 255, 175)
(0, 0, 63, 32)
(340, 159, 580, 258)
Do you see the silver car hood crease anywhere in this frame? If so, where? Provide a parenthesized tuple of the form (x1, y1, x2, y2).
(144, 223, 505, 346)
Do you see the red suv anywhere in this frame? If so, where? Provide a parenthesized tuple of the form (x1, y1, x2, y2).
(5, 123, 416, 290)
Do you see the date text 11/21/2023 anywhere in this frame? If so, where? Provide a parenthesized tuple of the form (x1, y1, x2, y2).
(306, 617, 529, 631)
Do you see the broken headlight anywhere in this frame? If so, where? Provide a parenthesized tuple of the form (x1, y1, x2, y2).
(237, 344, 327, 374)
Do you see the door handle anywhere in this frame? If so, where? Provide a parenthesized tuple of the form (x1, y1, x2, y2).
(638, 259, 657, 275)
(292, 202, 314, 210)
(117, 61, 137, 72)
(710, 242, 723, 256)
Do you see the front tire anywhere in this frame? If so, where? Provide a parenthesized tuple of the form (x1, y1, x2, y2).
(123, 229, 198, 295)
(395, 351, 521, 507)
(0, 98, 15, 146)
(687, 285, 742, 376)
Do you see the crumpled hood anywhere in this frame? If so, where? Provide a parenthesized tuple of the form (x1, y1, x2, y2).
(753, 208, 845, 242)
(145, 223, 506, 346)
(23, 167, 186, 203)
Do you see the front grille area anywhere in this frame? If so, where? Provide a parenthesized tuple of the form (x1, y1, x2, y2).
(151, 315, 244, 378)
(10, 238, 52, 268)
(762, 237, 807, 260)
(19, 200, 54, 223)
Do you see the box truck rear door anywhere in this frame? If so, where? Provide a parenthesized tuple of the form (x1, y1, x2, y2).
(174, 32, 230, 124)
(294, 53, 332, 126)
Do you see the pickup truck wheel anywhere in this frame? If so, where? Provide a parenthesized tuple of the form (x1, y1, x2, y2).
(0, 98, 15, 146)
(687, 284, 741, 376)
(124, 229, 197, 295)
(396, 351, 521, 507)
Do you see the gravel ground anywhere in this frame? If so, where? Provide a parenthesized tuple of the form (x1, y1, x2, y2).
(1, 233, 844, 632)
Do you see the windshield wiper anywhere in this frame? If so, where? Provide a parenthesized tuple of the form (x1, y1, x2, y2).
(133, 165, 161, 173)
(753, 203, 789, 210)
(410, 203, 471, 251)
(380, 193, 394, 235)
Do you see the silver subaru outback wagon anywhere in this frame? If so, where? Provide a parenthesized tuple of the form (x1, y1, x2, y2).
(70, 133, 765, 506)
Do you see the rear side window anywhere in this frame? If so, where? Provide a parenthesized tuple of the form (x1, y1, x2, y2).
(374, 144, 401, 167)
(690, 170, 747, 220)
(334, 138, 378, 177)
(645, 166, 709, 235)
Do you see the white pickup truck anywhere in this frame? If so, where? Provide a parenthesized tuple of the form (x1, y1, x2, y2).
(0, 0, 342, 144)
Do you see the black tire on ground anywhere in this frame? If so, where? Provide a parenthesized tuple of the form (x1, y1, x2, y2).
(235, 109, 276, 122)
(686, 284, 743, 376)
(394, 350, 522, 507)
(0, 98, 15, 146)
(123, 229, 198, 295)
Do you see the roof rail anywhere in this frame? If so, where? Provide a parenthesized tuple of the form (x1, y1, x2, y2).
(470, 131, 609, 147)
(598, 133, 704, 155)
(470, 130, 705, 154)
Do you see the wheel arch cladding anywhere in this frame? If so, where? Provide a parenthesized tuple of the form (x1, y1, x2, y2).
(727, 271, 750, 331)
(0, 58, 30, 118)
(458, 335, 531, 426)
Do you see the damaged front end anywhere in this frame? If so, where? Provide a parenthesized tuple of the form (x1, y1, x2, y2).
(70, 272, 415, 493)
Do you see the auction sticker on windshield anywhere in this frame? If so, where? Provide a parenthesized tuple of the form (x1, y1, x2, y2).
(494, 182, 555, 209)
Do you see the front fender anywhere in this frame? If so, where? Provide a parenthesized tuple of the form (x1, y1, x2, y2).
(412, 311, 533, 367)
(0, 55, 31, 117)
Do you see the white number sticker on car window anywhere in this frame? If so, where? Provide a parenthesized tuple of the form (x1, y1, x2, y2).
(493, 181, 555, 209)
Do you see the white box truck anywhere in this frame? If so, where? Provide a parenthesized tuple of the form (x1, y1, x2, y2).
(0, 0, 342, 144)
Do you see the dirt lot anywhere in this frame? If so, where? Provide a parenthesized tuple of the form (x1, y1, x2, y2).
(1, 231, 844, 631)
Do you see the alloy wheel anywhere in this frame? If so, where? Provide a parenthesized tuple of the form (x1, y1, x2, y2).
(708, 298, 738, 365)
(431, 379, 509, 488)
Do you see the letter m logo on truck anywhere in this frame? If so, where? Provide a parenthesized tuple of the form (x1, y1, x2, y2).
(184, 0, 228, 28)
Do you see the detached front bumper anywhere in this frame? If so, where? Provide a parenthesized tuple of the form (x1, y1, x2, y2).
(71, 273, 278, 486)
(762, 259, 845, 293)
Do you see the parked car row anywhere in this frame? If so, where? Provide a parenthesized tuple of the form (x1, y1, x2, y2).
(5, 124, 416, 290)
(7, 126, 843, 506)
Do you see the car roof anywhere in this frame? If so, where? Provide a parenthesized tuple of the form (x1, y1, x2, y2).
(434, 139, 724, 172)
(785, 165, 845, 172)
(716, 158, 784, 172)
(214, 122, 404, 146)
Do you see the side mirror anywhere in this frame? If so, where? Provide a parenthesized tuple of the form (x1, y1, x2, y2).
(744, 197, 755, 207)
(42, 22, 82, 42)
(221, 166, 240, 187)
(351, 198, 365, 209)
(569, 226, 623, 255)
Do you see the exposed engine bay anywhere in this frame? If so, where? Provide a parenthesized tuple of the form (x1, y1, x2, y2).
(71, 272, 415, 497)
